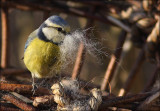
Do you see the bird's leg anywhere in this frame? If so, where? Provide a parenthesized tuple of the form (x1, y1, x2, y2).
(55, 73, 61, 80)
(32, 75, 38, 95)
(39, 78, 48, 87)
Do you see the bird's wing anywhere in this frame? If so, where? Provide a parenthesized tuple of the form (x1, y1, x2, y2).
(24, 29, 38, 52)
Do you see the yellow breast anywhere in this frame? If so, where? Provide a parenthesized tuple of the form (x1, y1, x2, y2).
(24, 37, 60, 78)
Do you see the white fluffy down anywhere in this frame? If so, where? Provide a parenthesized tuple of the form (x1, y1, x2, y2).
(58, 29, 108, 70)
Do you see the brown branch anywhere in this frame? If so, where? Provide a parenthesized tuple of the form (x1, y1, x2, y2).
(101, 30, 127, 91)
(0, 68, 29, 75)
(72, 8, 95, 79)
(145, 19, 160, 61)
(119, 47, 145, 96)
(0, 103, 21, 111)
(0, 80, 99, 96)
(72, 43, 86, 79)
(105, 15, 131, 33)
(99, 91, 154, 110)
(0, 91, 36, 111)
(146, 19, 160, 43)
(99, 11, 131, 32)
(0, 1, 107, 24)
(0, 1, 128, 28)
(142, 19, 160, 92)
(137, 90, 160, 111)
(1, 0, 9, 68)
(111, 103, 138, 110)
(30, 92, 153, 110)
(0, 83, 50, 96)
(143, 66, 160, 92)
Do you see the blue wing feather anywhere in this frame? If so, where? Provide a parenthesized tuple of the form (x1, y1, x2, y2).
(24, 29, 38, 52)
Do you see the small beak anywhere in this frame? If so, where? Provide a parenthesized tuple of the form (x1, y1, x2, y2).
(65, 32, 71, 35)
(63, 32, 70, 36)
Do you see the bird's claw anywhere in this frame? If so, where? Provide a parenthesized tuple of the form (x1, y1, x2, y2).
(32, 83, 38, 95)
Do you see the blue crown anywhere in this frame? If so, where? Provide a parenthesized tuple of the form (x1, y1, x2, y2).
(47, 15, 68, 27)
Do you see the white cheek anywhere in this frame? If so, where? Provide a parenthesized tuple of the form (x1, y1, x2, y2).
(52, 35, 65, 43)
(42, 27, 58, 40)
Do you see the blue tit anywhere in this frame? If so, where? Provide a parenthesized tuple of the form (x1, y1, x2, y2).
(23, 15, 70, 90)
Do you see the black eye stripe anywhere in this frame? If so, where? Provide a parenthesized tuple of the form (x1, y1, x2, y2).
(57, 27, 62, 31)
(46, 26, 67, 35)
(54, 27, 66, 35)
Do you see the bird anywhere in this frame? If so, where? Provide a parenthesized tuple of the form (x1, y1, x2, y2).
(23, 15, 70, 91)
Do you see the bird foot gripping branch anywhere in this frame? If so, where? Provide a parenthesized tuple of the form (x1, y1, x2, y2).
(33, 78, 102, 111)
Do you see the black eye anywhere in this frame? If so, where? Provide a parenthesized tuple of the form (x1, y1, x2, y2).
(57, 27, 62, 31)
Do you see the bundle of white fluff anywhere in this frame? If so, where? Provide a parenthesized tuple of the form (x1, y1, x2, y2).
(59, 29, 108, 70)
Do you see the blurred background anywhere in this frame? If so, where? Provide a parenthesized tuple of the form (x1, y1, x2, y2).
(0, 0, 159, 96)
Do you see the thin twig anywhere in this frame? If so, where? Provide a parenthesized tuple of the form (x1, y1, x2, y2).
(1, 0, 9, 68)
(72, 8, 95, 79)
(99, 11, 131, 33)
(106, 15, 131, 33)
(118, 47, 145, 96)
(101, 30, 127, 91)
(72, 43, 86, 79)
